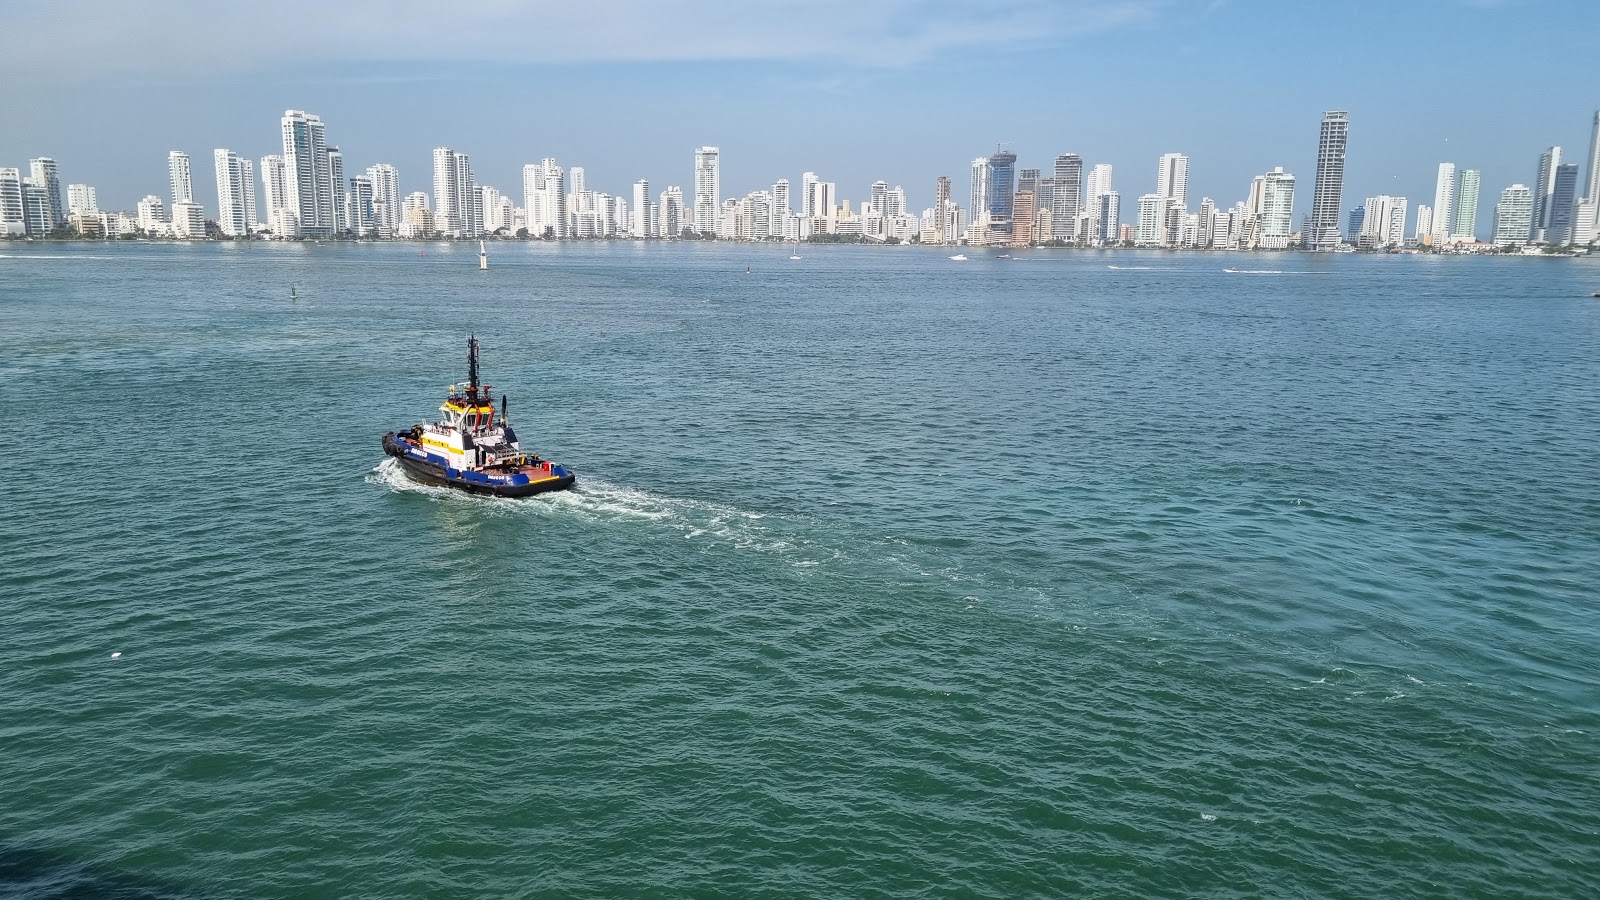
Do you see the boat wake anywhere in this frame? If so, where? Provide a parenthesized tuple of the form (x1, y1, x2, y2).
(367, 459, 805, 556)
(1106, 265, 1153, 270)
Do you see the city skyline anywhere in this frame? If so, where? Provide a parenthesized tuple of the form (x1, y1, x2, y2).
(3, 1, 1597, 220)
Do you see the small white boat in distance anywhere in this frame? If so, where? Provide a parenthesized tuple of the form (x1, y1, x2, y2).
(949, 254, 968, 261)
(790, 243, 802, 260)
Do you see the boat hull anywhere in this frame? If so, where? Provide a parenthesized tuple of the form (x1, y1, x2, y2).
(382, 433, 575, 498)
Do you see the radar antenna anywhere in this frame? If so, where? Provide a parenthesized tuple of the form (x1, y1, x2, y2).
(467, 334, 481, 399)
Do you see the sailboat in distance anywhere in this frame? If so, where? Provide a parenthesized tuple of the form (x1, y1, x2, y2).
(790, 242, 802, 260)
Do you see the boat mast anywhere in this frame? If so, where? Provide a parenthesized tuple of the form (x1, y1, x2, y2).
(467, 334, 480, 401)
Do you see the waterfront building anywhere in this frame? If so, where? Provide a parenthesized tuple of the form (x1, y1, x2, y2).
(21, 183, 51, 235)
(431, 147, 479, 238)
(660, 186, 684, 238)
(693, 147, 719, 234)
(933, 176, 951, 242)
(66, 183, 97, 215)
(1258, 167, 1296, 249)
(1415, 204, 1432, 242)
(1358, 195, 1407, 248)
(366, 164, 399, 238)
(1136, 193, 1164, 245)
(260, 155, 291, 236)
(632, 180, 649, 237)
(801, 172, 819, 218)
(988, 149, 1017, 233)
(1493, 184, 1533, 245)
(240, 158, 256, 230)
(1451, 169, 1480, 242)
(1548, 164, 1580, 245)
(213, 149, 250, 237)
(136, 195, 165, 232)
(1346, 207, 1365, 242)
(0, 168, 24, 236)
(167, 151, 193, 208)
(1094, 192, 1120, 245)
(1584, 110, 1600, 205)
(771, 179, 790, 238)
(171, 201, 205, 238)
(1307, 111, 1350, 248)
(346, 176, 375, 236)
(1530, 146, 1562, 243)
(1011, 189, 1035, 247)
(968, 156, 991, 244)
(1430, 163, 1455, 246)
(1051, 154, 1083, 242)
(327, 147, 346, 234)
(281, 110, 336, 239)
(29, 158, 63, 227)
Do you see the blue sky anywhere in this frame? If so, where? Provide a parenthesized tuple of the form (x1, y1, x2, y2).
(3, 0, 1597, 225)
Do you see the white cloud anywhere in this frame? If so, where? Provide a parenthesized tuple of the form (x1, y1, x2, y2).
(8, 0, 1159, 78)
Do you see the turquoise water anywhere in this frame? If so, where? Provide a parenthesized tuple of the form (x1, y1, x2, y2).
(2, 242, 1597, 898)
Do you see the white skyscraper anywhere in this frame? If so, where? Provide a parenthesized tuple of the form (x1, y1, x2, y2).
(693, 147, 720, 234)
(168, 151, 193, 207)
(1358, 195, 1407, 248)
(1493, 184, 1533, 245)
(1156, 153, 1189, 208)
(1050, 154, 1083, 242)
(0, 168, 25, 236)
(1530, 146, 1563, 243)
(29, 158, 62, 227)
(213, 149, 250, 237)
(1414, 204, 1433, 241)
(281, 110, 336, 239)
(1258, 167, 1296, 250)
(1583, 110, 1600, 204)
(367, 164, 399, 237)
(771, 179, 790, 238)
(240, 158, 257, 228)
(1136, 194, 1165, 244)
(801, 172, 819, 218)
(66, 184, 97, 215)
(432, 147, 479, 237)
(525, 158, 567, 238)
(260, 154, 291, 236)
(135, 195, 165, 232)
(660, 186, 684, 238)
(1430, 162, 1456, 245)
(346, 176, 375, 236)
(632, 179, 649, 237)
(968, 156, 992, 243)
(327, 147, 346, 234)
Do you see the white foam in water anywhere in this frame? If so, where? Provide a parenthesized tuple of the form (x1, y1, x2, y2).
(1201, 813, 1217, 822)
(110, 651, 121, 659)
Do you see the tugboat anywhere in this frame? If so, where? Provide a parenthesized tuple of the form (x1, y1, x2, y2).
(382, 336, 576, 497)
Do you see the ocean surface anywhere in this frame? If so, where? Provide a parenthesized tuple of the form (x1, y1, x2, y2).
(2, 242, 1598, 898)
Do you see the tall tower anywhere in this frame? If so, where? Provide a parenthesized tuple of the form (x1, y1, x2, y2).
(988, 149, 1017, 228)
(771, 178, 790, 237)
(1258, 167, 1296, 250)
(1307, 111, 1350, 248)
(1156, 152, 1189, 207)
(367, 164, 399, 237)
(693, 147, 720, 234)
(281, 110, 335, 239)
(1051, 154, 1082, 242)
(1493, 185, 1533, 246)
(968, 156, 992, 241)
(28, 158, 62, 227)
(1584, 110, 1600, 204)
(433, 148, 460, 235)
(213, 149, 249, 237)
(261, 155, 289, 236)
(1450, 170, 1480, 242)
(633, 179, 649, 237)
(327, 147, 346, 234)
(1430, 162, 1456, 245)
(168, 151, 193, 207)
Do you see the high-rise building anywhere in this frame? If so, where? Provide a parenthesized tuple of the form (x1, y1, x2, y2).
(660, 186, 684, 238)
(28, 158, 62, 227)
(327, 147, 346, 234)
(988, 149, 1017, 228)
(1094, 192, 1120, 245)
(632, 179, 649, 237)
(1583, 110, 1600, 204)
(771, 179, 790, 238)
(1414, 204, 1433, 242)
(693, 147, 720, 234)
(281, 110, 336, 239)
(171, 201, 205, 238)
(1493, 184, 1533, 245)
(1430, 162, 1456, 245)
(1258, 167, 1296, 249)
(1548, 164, 1580, 245)
(261, 154, 291, 236)
(1307, 111, 1350, 248)
(801, 172, 819, 218)
(1136, 194, 1165, 245)
(213, 149, 251, 237)
(968, 156, 991, 243)
(20, 182, 51, 235)
(1051, 154, 1083, 242)
(933, 175, 951, 240)
(1358, 195, 1407, 248)
(1451, 169, 1480, 241)
(168, 151, 193, 207)
(66, 183, 97, 215)
(240, 158, 257, 228)
(1011, 190, 1035, 247)
(0, 168, 25, 236)
(1156, 152, 1189, 208)
(431, 147, 480, 237)
(366, 164, 399, 237)
(1017, 169, 1039, 198)
(1530, 146, 1563, 243)
(1346, 207, 1365, 242)
(136, 195, 165, 232)
(346, 176, 375, 236)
